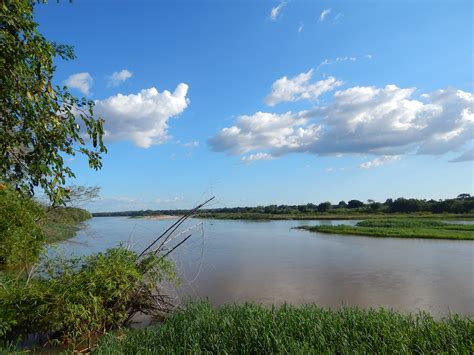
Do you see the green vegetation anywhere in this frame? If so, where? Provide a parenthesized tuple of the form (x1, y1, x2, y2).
(0, 185, 45, 268)
(93, 195, 474, 220)
(0, 248, 176, 349)
(95, 302, 473, 354)
(0, 184, 91, 268)
(1, 0, 106, 206)
(43, 206, 92, 243)
(300, 219, 474, 240)
(194, 212, 474, 221)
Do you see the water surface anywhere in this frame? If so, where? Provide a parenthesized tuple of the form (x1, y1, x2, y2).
(55, 217, 474, 316)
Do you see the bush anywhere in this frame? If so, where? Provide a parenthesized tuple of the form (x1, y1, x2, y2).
(0, 247, 176, 346)
(42, 206, 92, 243)
(0, 185, 45, 268)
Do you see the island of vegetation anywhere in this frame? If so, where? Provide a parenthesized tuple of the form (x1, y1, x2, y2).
(299, 218, 474, 240)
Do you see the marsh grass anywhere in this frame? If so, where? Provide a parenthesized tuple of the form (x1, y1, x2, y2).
(95, 302, 473, 354)
(300, 219, 474, 240)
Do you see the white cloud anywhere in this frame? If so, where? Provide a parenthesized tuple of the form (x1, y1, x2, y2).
(450, 148, 474, 162)
(241, 153, 274, 164)
(64, 72, 93, 95)
(319, 8, 331, 22)
(359, 155, 401, 169)
(298, 22, 304, 33)
(265, 69, 342, 106)
(270, 2, 286, 21)
(94, 83, 189, 148)
(107, 69, 133, 87)
(210, 83, 474, 162)
(182, 141, 199, 148)
(317, 55, 371, 70)
(209, 111, 321, 156)
(334, 12, 343, 21)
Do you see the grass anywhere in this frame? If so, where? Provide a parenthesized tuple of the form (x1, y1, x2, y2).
(94, 302, 473, 354)
(196, 212, 474, 221)
(41, 207, 92, 243)
(300, 218, 474, 240)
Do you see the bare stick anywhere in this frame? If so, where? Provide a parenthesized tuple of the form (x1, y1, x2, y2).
(139, 196, 214, 257)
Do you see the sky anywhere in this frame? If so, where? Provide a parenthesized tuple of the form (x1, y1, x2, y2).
(34, 0, 473, 212)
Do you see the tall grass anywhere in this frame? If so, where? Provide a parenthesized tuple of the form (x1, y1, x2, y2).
(95, 302, 473, 354)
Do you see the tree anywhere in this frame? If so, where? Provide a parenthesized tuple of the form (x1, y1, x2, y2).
(0, 0, 106, 206)
(317, 202, 332, 212)
(338, 200, 347, 208)
(347, 200, 364, 209)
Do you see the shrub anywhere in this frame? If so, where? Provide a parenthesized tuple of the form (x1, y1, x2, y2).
(0, 247, 176, 347)
(0, 185, 45, 268)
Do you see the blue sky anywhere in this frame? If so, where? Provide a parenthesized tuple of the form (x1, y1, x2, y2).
(35, 0, 473, 211)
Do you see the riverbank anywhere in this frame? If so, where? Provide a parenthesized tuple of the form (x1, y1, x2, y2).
(94, 302, 472, 353)
(195, 212, 474, 221)
(42, 207, 92, 243)
(130, 215, 180, 220)
(299, 219, 474, 240)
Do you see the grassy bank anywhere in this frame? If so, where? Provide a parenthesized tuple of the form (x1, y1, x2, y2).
(42, 207, 92, 243)
(300, 219, 474, 240)
(95, 302, 473, 354)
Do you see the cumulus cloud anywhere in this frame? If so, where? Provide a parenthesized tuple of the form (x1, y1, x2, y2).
(209, 111, 322, 156)
(64, 72, 93, 95)
(359, 155, 401, 169)
(270, 2, 286, 21)
(241, 153, 274, 164)
(210, 84, 474, 162)
(265, 70, 342, 106)
(319, 8, 331, 22)
(107, 69, 133, 87)
(449, 148, 474, 162)
(94, 83, 189, 148)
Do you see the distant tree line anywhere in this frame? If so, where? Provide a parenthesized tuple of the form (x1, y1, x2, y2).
(93, 194, 474, 217)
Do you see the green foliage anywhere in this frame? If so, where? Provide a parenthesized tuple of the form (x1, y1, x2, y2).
(95, 302, 473, 354)
(94, 195, 474, 219)
(0, 183, 92, 266)
(317, 201, 331, 212)
(0, 185, 45, 268)
(301, 219, 474, 240)
(0, 0, 106, 205)
(0, 247, 176, 346)
(347, 199, 364, 209)
(42, 206, 92, 242)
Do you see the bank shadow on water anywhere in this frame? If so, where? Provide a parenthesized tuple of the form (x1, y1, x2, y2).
(52, 217, 474, 317)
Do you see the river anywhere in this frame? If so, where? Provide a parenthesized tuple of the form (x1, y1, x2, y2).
(54, 217, 474, 316)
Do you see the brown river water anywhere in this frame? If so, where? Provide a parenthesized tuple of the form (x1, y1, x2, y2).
(54, 217, 474, 317)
